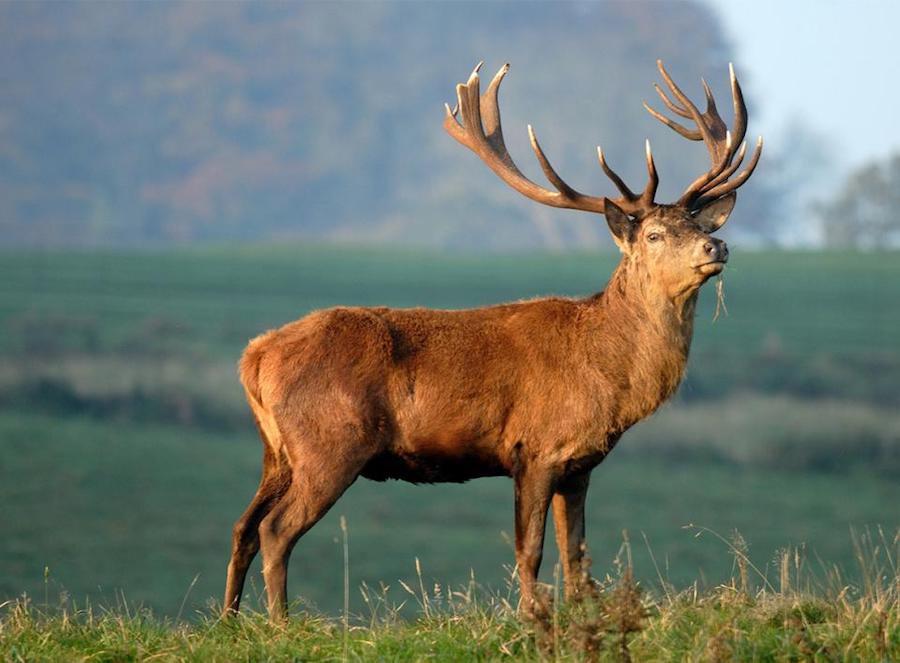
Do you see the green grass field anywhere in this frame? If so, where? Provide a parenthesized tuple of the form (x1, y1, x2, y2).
(1, 246, 898, 358)
(1, 246, 898, 656)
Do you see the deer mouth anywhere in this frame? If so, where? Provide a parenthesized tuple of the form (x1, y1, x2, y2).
(695, 260, 726, 275)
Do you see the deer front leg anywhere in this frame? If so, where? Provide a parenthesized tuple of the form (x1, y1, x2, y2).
(551, 471, 591, 599)
(513, 464, 553, 617)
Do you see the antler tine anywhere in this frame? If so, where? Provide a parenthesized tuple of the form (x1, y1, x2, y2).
(443, 63, 608, 214)
(480, 63, 513, 164)
(653, 83, 693, 120)
(597, 146, 637, 200)
(457, 67, 484, 147)
(728, 63, 748, 156)
(701, 79, 715, 110)
(528, 126, 581, 199)
(644, 139, 659, 203)
(643, 101, 702, 140)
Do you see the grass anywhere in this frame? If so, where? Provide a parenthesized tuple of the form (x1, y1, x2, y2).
(2, 529, 898, 661)
(2, 246, 899, 413)
(1, 246, 899, 359)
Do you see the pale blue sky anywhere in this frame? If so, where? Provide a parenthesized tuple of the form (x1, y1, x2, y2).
(711, 0, 900, 172)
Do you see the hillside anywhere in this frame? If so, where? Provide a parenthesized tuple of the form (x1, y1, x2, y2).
(0, 1, 778, 250)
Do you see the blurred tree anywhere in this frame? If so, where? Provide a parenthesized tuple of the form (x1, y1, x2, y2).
(728, 119, 834, 247)
(816, 154, 900, 248)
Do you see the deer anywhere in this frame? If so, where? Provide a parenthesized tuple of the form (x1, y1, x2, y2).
(222, 60, 762, 621)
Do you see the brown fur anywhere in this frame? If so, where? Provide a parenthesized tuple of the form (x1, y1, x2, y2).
(222, 200, 737, 620)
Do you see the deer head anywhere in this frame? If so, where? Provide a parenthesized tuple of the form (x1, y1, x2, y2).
(444, 60, 762, 300)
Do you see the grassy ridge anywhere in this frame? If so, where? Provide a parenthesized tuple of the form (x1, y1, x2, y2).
(4, 600, 897, 661)
(4, 541, 898, 662)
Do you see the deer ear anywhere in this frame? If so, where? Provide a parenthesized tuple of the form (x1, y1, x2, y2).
(604, 199, 636, 252)
(694, 192, 737, 233)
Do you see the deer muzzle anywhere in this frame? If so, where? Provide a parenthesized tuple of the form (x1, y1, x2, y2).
(695, 238, 728, 273)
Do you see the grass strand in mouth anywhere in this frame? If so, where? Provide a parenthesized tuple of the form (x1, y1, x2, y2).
(713, 273, 728, 322)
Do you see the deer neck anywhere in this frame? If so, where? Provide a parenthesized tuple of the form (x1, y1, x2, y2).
(588, 257, 698, 431)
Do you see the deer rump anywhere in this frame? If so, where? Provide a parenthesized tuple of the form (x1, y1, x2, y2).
(241, 299, 608, 486)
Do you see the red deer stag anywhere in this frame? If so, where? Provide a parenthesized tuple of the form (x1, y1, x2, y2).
(223, 60, 761, 620)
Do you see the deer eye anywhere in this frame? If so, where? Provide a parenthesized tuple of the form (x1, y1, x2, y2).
(646, 232, 662, 242)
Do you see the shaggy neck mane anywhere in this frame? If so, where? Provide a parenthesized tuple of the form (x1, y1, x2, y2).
(587, 256, 699, 433)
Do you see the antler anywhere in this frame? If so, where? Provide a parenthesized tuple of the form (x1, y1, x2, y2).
(444, 61, 761, 218)
(644, 60, 763, 210)
(444, 62, 659, 218)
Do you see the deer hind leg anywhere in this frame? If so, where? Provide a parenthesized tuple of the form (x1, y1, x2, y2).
(223, 440, 290, 616)
(551, 471, 591, 600)
(513, 463, 554, 617)
(258, 436, 369, 622)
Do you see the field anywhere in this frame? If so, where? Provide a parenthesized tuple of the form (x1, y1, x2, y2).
(1, 246, 899, 658)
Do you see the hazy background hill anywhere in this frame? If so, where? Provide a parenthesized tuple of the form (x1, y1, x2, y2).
(0, 0, 785, 250)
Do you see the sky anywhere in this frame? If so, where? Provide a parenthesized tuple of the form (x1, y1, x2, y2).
(710, 0, 900, 174)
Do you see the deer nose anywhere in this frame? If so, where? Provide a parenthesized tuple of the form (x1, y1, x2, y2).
(703, 239, 728, 262)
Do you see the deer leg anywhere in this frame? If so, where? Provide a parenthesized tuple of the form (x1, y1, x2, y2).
(258, 448, 364, 622)
(513, 464, 554, 617)
(222, 445, 290, 616)
(551, 471, 591, 599)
